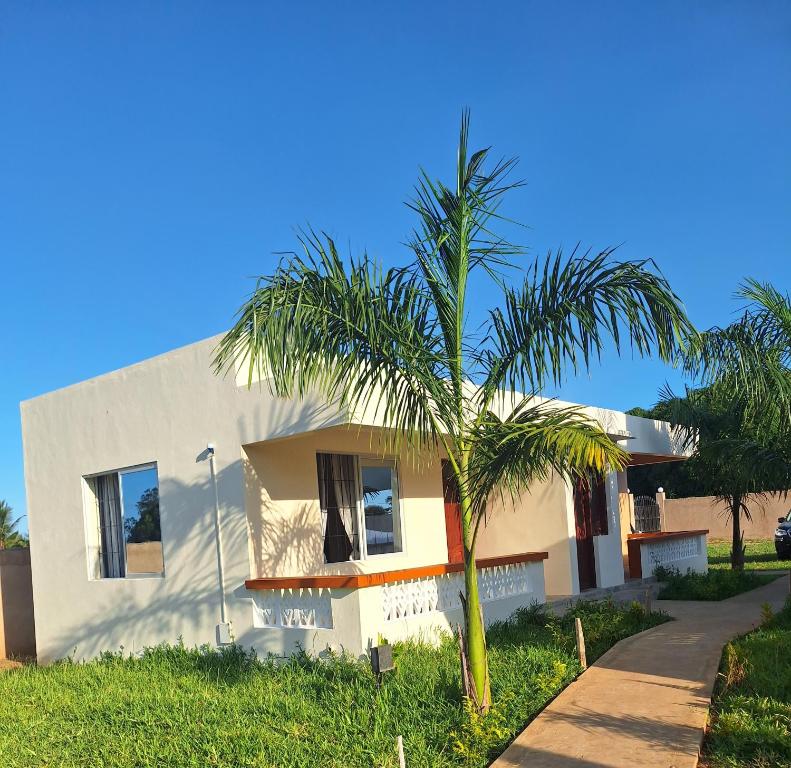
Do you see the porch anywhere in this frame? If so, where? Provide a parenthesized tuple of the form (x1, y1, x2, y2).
(239, 426, 549, 654)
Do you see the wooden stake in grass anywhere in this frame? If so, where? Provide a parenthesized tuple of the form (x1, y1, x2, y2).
(644, 587, 652, 615)
(575, 617, 587, 671)
(397, 735, 406, 768)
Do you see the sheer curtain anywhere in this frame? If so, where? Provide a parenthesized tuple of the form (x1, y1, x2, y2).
(317, 453, 359, 562)
(96, 473, 125, 578)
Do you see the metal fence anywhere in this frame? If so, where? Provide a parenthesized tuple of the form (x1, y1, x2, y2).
(633, 494, 661, 533)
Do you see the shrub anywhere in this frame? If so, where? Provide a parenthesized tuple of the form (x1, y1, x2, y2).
(655, 567, 775, 601)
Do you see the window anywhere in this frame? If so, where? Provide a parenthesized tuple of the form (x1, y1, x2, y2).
(361, 459, 402, 556)
(85, 464, 164, 578)
(316, 453, 403, 563)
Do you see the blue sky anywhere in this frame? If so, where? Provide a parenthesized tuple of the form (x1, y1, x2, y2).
(2, 2, 789, 534)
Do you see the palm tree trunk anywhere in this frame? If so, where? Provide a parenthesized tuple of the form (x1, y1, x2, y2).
(730, 494, 744, 570)
(459, 458, 490, 712)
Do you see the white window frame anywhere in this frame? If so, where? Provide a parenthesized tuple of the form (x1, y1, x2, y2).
(317, 451, 406, 563)
(82, 461, 165, 580)
(356, 457, 404, 560)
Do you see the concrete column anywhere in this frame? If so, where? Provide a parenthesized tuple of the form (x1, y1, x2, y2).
(657, 488, 667, 532)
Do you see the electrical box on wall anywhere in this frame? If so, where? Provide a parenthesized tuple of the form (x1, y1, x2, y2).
(216, 622, 232, 645)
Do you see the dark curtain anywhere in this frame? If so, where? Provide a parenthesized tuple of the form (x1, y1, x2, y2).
(317, 453, 358, 563)
(96, 473, 125, 578)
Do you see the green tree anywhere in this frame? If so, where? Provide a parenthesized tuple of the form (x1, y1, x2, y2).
(672, 280, 791, 567)
(214, 114, 692, 710)
(660, 383, 791, 569)
(625, 404, 706, 498)
(124, 488, 161, 543)
(689, 280, 791, 435)
(0, 500, 26, 549)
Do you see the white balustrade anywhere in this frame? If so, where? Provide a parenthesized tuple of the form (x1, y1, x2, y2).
(247, 558, 546, 656)
(381, 561, 537, 622)
(251, 588, 333, 629)
(641, 533, 707, 576)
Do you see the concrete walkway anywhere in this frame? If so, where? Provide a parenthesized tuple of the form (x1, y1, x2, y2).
(492, 574, 790, 768)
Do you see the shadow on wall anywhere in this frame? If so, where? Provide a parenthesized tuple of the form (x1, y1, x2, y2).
(234, 393, 343, 447)
(243, 450, 322, 579)
(39, 396, 352, 663)
(241, 424, 445, 579)
(45, 459, 253, 662)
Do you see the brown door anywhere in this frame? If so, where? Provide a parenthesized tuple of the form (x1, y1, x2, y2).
(574, 474, 597, 591)
(442, 460, 464, 564)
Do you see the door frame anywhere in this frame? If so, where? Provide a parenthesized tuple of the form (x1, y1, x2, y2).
(441, 460, 464, 564)
(573, 474, 598, 591)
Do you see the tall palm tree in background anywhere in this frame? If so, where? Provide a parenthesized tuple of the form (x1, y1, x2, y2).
(659, 383, 788, 569)
(678, 281, 791, 535)
(690, 280, 791, 436)
(215, 113, 692, 710)
(0, 500, 25, 550)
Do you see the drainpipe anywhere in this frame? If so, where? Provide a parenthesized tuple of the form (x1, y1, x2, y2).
(207, 443, 231, 644)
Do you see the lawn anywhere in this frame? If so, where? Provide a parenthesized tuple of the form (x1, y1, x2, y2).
(656, 567, 776, 601)
(702, 599, 791, 768)
(708, 539, 790, 571)
(0, 601, 667, 768)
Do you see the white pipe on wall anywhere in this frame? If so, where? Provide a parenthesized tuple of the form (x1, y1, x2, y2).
(208, 448, 229, 629)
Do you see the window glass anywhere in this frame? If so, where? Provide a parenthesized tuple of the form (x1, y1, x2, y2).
(361, 461, 402, 555)
(85, 463, 163, 579)
(121, 466, 163, 575)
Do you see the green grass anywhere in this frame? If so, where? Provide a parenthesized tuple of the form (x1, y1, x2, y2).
(702, 599, 791, 768)
(708, 539, 790, 571)
(0, 601, 667, 768)
(656, 567, 776, 601)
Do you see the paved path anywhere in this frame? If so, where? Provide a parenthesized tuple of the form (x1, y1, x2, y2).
(492, 575, 790, 768)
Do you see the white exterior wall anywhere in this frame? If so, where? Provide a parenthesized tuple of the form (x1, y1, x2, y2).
(592, 471, 627, 589)
(22, 334, 685, 661)
(640, 533, 708, 577)
(21, 336, 347, 663)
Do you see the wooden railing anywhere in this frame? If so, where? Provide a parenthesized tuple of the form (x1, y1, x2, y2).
(244, 551, 548, 591)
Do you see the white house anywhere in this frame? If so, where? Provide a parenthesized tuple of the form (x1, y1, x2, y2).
(21, 336, 704, 663)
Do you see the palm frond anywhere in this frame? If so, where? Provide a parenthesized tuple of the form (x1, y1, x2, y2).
(684, 279, 791, 433)
(466, 398, 628, 516)
(658, 382, 791, 498)
(478, 248, 693, 402)
(213, 229, 455, 452)
(406, 109, 525, 391)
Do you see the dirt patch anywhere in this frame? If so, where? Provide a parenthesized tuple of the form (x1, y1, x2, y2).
(0, 659, 23, 672)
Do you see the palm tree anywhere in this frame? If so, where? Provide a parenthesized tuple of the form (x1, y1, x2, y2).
(214, 113, 692, 710)
(0, 500, 25, 550)
(676, 281, 791, 565)
(689, 280, 791, 434)
(660, 384, 789, 569)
